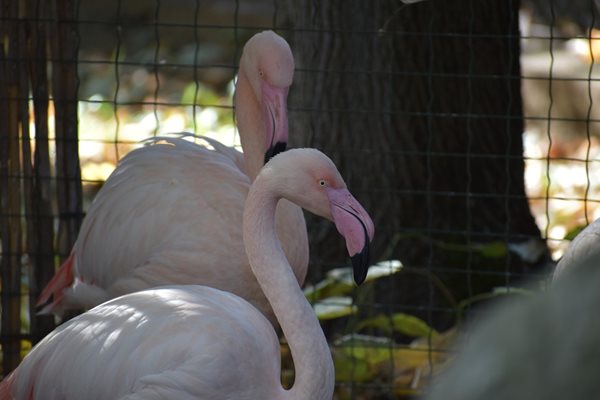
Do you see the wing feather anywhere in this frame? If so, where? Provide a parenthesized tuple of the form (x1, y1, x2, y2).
(42, 134, 308, 323)
(14, 286, 282, 400)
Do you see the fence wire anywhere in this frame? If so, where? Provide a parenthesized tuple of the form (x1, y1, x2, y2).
(0, 0, 598, 398)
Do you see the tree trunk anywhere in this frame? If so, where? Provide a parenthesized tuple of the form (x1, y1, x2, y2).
(283, 0, 548, 329)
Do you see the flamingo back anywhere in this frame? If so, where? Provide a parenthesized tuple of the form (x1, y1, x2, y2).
(61, 136, 308, 323)
(12, 286, 284, 400)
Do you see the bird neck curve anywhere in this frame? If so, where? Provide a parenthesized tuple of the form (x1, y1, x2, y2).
(234, 68, 266, 181)
(243, 177, 335, 400)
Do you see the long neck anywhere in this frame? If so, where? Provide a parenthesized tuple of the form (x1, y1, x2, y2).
(243, 180, 335, 400)
(234, 68, 266, 181)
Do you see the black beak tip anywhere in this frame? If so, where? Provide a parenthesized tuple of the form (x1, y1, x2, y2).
(264, 141, 287, 164)
(351, 242, 370, 285)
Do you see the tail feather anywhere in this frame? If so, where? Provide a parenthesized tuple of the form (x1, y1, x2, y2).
(35, 253, 75, 315)
(0, 371, 16, 400)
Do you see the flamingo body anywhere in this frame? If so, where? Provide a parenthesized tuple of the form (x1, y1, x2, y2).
(37, 31, 309, 324)
(2, 148, 374, 400)
(10, 286, 283, 399)
(553, 218, 600, 280)
(425, 255, 600, 400)
(47, 136, 307, 324)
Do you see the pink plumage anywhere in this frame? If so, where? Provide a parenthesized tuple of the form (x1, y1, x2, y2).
(36, 31, 308, 325)
(2, 148, 374, 400)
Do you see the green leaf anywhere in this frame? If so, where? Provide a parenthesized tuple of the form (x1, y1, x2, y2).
(303, 278, 354, 302)
(312, 296, 357, 320)
(357, 313, 439, 339)
(335, 334, 395, 365)
(304, 260, 403, 302)
(363, 260, 403, 282)
(333, 350, 374, 382)
(458, 285, 535, 311)
(477, 241, 508, 258)
(565, 224, 587, 241)
(332, 333, 456, 389)
(490, 286, 536, 297)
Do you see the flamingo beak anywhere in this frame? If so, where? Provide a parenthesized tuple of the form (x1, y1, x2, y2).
(326, 187, 375, 285)
(261, 81, 289, 163)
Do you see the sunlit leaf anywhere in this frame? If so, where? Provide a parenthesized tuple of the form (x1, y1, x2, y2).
(335, 334, 395, 365)
(303, 279, 354, 302)
(313, 296, 356, 320)
(565, 224, 587, 241)
(304, 260, 403, 302)
(20, 340, 31, 360)
(331, 331, 457, 396)
(357, 313, 439, 339)
(335, 332, 455, 368)
(326, 260, 402, 284)
(333, 350, 374, 382)
(364, 260, 403, 281)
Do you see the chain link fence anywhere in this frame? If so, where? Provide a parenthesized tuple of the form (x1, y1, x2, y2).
(1, 0, 598, 398)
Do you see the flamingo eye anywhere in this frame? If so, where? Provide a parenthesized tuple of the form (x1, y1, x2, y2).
(259, 69, 264, 78)
(319, 179, 327, 187)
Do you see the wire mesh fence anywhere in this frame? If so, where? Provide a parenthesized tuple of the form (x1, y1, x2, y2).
(0, 0, 599, 398)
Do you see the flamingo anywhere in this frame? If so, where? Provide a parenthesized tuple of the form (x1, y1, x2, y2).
(425, 254, 600, 400)
(0, 148, 374, 400)
(553, 218, 600, 281)
(36, 30, 309, 324)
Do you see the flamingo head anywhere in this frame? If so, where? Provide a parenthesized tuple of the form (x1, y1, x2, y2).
(239, 30, 294, 163)
(262, 148, 375, 284)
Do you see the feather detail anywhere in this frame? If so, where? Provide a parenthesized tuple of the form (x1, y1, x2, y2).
(35, 253, 75, 315)
(37, 136, 308, 324)
(35, 31, 309, 327)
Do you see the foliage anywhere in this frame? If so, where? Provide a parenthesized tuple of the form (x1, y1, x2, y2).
(357, 314, 439, 339)
(302, 258, 544, 398)
(304, 260, 403, 304)
(78, 79, 236, 184)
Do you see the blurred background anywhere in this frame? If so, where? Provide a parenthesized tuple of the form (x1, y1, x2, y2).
(1, 0, 599, 398)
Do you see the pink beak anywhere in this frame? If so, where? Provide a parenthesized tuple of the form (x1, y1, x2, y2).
(326, 187, 375, 284)
(261, 81, 289, 163)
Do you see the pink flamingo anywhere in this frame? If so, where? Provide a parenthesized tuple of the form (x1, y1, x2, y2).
(36, 31, 308, 324)
(0, 148, 374, 399)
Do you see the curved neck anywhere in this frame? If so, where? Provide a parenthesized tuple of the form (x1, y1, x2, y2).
(243, 179, 335, 400)
(234, 69, 266, 181)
